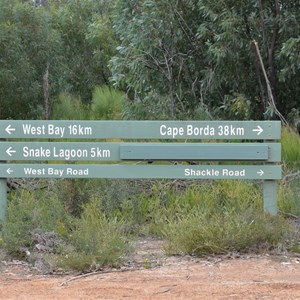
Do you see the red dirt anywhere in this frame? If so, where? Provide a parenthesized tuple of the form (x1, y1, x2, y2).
(1, 239, 300, 299)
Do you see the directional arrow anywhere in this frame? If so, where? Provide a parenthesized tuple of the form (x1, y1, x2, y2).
(257, 169, 264, 176)
(6, 147, 16, 157)
(252, 125, 263, 135)
(5, 125, 16, 135)
(6, 168, 13, 175)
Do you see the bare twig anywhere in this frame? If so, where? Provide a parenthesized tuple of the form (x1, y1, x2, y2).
(253, 40, 288, 126)
(59, 268, 140, 287)
(43, 63, 50, 120)
(282, 171, 300, 184)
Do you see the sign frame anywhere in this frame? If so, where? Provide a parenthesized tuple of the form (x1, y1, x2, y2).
(0, 120, 281, 221)
(0, 120, 281, 140)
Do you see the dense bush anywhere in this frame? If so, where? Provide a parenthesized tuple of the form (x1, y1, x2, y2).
(1, 190, 66, 256)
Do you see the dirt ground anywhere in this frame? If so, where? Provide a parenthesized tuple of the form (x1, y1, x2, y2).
(0, 238, 300, 300)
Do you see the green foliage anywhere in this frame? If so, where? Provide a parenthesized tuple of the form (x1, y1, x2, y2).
(110, 0, 207, 119)
(54, 178, 152, 218)
(219, 94, 251, 120)
(278, 179, 300, 217)
(52, 0, 116, 104)
(0, 0, 63, 119)
(91, 86, 123, 120)
(137, 181, 288, 255)
(279, 127, 300, 217)
(1, 190, 66, 256)
(105, 180, 289, 256)
(60, 197, 130, 271)
(163, 209, 287, 256)
(111, 0, 300, 120)
(51, 93, 89, 120)
(0, 0, 117, 119)
(282, 127, 300, 170)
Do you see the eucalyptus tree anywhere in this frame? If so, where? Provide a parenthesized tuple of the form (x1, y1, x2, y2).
(0, 0, 63, 119)
(198, 0, 300, 120)
(52, 0, 117, 104)
(111, 0, 300, 121)
(110, 0, 208, 120)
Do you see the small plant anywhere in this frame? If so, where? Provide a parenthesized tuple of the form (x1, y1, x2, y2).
(119, 180, 289, 256)
(52, 93, 89, 120)
(278, 179, 300, 217)
(1, 190, 67, 257)
(162, 207, 288, 256)
(59, 196, 131, 271)
(282, 127, 300, 170)
(91, 85, 123, 120)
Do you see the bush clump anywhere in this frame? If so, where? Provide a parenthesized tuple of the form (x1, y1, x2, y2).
(1, 190, 66, 257)
(58, 197, 131, 271)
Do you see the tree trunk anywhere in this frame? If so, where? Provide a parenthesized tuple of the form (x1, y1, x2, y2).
(43, 64, 50, 120)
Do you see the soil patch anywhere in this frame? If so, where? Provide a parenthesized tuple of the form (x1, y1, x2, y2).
(1, 237, 300, 299)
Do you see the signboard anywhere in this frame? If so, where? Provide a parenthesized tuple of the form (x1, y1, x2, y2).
(0, 120, 281, 140)
(0, 120, 281, 219)
(0, 142, 281, 162)
(1, 164, 282, 180)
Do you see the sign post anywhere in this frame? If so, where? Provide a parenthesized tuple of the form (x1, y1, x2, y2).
(0, 178, 6, 222)
(0, 120, 281, 220)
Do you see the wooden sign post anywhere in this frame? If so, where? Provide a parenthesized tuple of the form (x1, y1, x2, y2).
(0, 120, 281, 221)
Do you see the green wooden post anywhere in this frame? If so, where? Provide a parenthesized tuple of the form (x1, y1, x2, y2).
(263, 180, 278, 215)
(0, 120, 281, 216)
(262, 132, 281, 215)
(0, 178, 7, 222)
(0, 133, 7, 222)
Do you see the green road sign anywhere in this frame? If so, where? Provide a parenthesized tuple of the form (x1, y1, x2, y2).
(0, 142, 281, 162)
(1, 164, 282, 179)
(0, 120, 281, 140)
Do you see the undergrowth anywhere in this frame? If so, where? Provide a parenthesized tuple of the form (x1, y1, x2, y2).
(0, 127, 299, 270)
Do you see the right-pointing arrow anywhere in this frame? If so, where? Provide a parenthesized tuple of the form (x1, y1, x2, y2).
(257, 170, 264, 176)
(252, 125, 263, 135)
(6, 147, 16, 157)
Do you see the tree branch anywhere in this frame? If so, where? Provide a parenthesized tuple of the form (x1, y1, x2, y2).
(253, 40, 288, 125)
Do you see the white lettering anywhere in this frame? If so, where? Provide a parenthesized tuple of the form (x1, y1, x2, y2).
(48, 168, 64, 177)
(222, 169, 245, 177)
(66, 168, 89, 176)
(48, 124, 65, 137)
(23, 146, 51, 158)
(53, 147, 88, 160)
(22, 124, 45, 135)
(184, 168, 220, 177)
(159, 125, 184, 138)
(186, 125, 215, 136)
(23, 168, 45, 175)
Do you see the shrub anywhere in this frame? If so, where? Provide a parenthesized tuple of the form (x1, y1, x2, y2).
(1, 190, 66, 256)
(59, 196, 131, 271)
(162, 208, 288, 256)
(127, 181, 289, 255)
(91, 85, 123, 120)
(52, 93, 89, 120)
(279, 179, 300, 217)
(282, 127, 300, 170)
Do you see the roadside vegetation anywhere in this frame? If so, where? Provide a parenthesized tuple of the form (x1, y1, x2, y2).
(0, 0, 300, 272)
(1, 128, 299, 272)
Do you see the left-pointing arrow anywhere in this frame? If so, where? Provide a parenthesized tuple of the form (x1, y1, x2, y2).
(5, 125, 16, 135)
(6, 168, 13, 175)
(6, 147, 16, 157)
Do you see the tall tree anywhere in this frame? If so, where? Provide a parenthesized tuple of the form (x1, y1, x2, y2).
(0, 0, 63, 119)
(110, 0, 300, 120)
(52, 0, 116, 103)
(110, 0, 207, 119)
